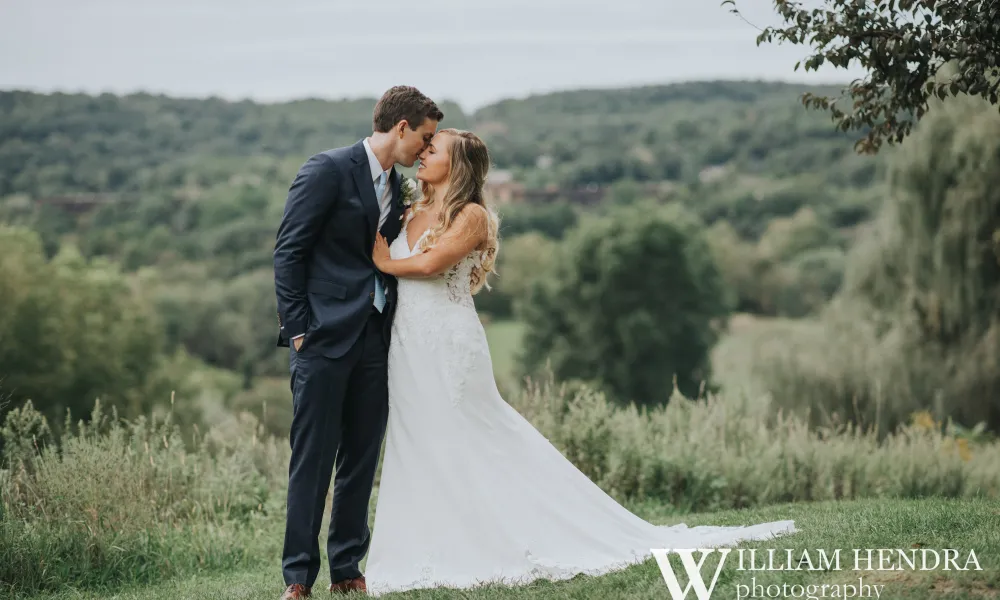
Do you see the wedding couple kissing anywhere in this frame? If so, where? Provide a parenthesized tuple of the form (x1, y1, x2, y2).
(272, 85, 797, 599)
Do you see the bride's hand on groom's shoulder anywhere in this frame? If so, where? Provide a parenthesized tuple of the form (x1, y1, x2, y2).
(373, 233, 391, 269)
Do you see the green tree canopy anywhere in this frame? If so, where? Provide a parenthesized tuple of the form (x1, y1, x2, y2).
(0, 227, 164, 425)
(755, 96, 1000, 434)
(519, 203, 730, 405)
(728, 0, 1000, 153)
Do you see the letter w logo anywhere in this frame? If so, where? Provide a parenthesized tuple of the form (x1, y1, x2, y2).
(651, 548, 730, 600)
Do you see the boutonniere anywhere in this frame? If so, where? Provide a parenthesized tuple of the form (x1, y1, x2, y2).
(398, 177, 417, 210)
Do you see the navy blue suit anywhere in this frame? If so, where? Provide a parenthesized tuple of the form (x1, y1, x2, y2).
(273, 140, 405, 587)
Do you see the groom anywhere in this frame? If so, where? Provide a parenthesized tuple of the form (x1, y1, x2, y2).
(273, 85, 442, 599)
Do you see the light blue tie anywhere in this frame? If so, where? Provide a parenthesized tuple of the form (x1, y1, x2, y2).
(373, 171, 388, 312)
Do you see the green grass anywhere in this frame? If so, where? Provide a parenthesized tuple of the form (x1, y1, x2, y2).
(26, 497, 999, 600)
(484, 319, 526, 384)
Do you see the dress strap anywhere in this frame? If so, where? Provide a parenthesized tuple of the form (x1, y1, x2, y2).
(403, 206, 419, 224)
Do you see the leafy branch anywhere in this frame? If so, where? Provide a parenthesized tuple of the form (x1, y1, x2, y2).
(724, 0, 1000, 154)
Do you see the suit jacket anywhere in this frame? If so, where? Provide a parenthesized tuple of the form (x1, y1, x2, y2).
(273, 139, 405, 358)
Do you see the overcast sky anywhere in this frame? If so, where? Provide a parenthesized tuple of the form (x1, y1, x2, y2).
(0, 0, 863, 111)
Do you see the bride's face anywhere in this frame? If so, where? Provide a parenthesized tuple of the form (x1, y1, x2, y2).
(416, 133, 452, 185)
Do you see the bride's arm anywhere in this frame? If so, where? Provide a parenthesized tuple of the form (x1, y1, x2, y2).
(373, 204, 487, 278)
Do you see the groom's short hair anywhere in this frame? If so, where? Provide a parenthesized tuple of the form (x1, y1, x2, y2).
(373, 86, 444, 133)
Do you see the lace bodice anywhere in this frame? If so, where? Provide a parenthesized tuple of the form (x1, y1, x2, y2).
(389, 215, 482, 311)
(387, 213, 491, 409)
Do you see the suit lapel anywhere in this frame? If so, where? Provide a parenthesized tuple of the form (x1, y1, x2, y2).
(390, 167, 402, 201)
(380, 168, 405, 241)
(350, 141, 380, 237)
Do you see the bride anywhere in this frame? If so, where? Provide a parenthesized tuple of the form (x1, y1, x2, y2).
(367, 128, 797, 596)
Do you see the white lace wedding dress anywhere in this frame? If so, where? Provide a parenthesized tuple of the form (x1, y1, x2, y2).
(363, 215, 798, 596)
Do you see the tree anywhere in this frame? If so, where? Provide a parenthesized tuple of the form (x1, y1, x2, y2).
(497, 201, 578, 240)
(754, 96, 1000, 434)
(725, 0, 1000, 153)
(705, 210, 845, 317)
(519, 203, 730, 405)
(0, 227, 165, 426)
(473, 232, 558, 319)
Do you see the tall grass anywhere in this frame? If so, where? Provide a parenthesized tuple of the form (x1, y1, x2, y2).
(507, 373, 1000, 512)
(3, 374, 999, 596)
(0, 398, 288, 597)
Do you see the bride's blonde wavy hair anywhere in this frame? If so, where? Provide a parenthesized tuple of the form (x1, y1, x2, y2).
(411, 128, 500, 294)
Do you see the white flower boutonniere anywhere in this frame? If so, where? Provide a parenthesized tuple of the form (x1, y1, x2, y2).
(398, 177, 417, 210)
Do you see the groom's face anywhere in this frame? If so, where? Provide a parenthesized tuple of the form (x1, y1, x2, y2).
(395, 117, 439, 168)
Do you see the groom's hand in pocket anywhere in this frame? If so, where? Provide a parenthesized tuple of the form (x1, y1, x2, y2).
(292, 335, 304, 351)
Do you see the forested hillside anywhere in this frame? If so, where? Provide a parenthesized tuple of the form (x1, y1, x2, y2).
(0, 80, 887, 430)
(0, 81, 876, 198)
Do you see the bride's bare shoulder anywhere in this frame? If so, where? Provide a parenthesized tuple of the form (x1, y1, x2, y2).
(455, 203, 488, 229)
(456, 204, 490, 244)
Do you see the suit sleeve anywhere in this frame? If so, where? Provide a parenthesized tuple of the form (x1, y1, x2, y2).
(273, 153, 339, 340)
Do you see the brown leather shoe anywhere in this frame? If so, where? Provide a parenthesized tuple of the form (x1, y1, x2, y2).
(281, 583, 312, 599)
(329, 576, 367, 594)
